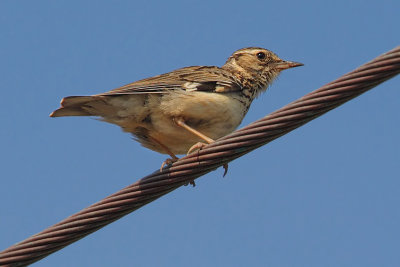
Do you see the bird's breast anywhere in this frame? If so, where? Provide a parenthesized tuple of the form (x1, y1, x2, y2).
(160, 91, 245, 132)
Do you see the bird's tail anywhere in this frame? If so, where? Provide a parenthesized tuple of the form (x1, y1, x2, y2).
(50, 96, 110, 117)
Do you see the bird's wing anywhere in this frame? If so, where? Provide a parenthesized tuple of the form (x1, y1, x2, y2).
(97, 66, 241, 96)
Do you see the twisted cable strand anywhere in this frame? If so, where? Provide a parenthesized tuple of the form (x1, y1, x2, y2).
(1, 46, 399, 266)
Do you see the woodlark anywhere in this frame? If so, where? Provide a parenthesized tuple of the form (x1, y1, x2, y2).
(50, 47, 303, 170)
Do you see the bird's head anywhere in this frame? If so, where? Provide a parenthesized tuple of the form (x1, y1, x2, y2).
(223, 47, 303, 88)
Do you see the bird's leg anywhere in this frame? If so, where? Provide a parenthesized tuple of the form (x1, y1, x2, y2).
(174, 117, 214, 153)
(147, 135, 179, 171)
(174, 118, 214, 144)
(174, 117, 229, 176)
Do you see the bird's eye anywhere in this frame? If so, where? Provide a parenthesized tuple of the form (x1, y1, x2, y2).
(256, 52, 266, 60)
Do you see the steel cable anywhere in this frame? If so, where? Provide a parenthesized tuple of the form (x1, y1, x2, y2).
(0, 46, 399, 266)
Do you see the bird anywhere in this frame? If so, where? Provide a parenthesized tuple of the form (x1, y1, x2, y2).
(50, 47, 303, 177)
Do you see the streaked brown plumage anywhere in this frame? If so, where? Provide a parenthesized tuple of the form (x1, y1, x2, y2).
(50, 47, 302, 165)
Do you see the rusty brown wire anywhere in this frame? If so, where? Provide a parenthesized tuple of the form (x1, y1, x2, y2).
(1, 46, 399, 266)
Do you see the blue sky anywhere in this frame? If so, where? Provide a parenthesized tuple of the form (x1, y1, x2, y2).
(0, 1, 399, 266)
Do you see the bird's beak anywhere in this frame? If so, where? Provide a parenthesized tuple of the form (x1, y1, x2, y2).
(274, 60, 304, 70)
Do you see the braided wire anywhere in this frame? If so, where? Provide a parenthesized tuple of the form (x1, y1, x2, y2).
(1, 46, 399, 266)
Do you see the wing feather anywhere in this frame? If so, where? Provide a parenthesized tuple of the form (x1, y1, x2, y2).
(97, 66, 241, 96)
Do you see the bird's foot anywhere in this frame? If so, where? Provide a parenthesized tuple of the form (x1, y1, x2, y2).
(187, 142, 229, 177)
(160, 157, 195, 186)
(187, 142, 208, 155)
(160, 156, 179, 171)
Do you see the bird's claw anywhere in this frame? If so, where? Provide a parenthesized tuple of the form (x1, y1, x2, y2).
(223, 163, 229, 177)
(160, 157, 179, 171)
(160, 157, 195, 186)
(184, 180, 196, 187)
(187, 142, 208, 155)
(187, 142, 229, 178)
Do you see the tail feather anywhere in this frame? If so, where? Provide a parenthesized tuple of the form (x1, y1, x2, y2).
(61, 96, 94, 107)
(50, 96, 104, 117)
